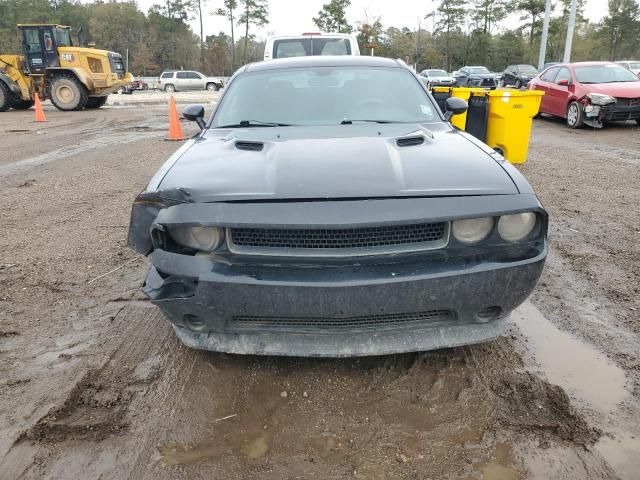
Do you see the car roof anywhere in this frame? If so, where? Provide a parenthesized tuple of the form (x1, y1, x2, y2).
(243, 55, 403, 73)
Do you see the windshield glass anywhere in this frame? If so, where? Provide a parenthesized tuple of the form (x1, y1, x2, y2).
(518, 65, 538, 75)
(468, 67, 490, 74)
(428, 69, 448, 77)
(213, 66, 439, 127)
(575, 65, 639, 83)
(54, 28, 72, 47)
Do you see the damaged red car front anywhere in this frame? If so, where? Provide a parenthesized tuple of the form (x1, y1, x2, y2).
(529, 61, 640, 128)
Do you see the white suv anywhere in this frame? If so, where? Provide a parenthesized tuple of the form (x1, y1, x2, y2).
(158, 70, 224, 92)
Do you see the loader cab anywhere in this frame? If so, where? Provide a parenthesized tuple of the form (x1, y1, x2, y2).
(18, 24, 72, 74)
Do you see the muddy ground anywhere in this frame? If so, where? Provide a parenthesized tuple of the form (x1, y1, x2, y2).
(0, 97, 639, 479)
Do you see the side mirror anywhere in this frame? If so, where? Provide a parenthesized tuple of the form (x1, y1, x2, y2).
(557, 79, 570, 86)
(183, 104, 205, 129)
(444, 97, 468, 121)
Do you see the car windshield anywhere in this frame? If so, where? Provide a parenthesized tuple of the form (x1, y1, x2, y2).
(213, 66, 439, 127)
(428, 69, 448, 77)
(575, 65, 639, 83)
(518, 65, 538, 75)
(468, 67, 490, 74)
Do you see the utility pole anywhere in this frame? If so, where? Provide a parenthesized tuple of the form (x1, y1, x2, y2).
(563, 0, 578, 63)
(538, 0, 552, 70)
(415, 18, 421, 71)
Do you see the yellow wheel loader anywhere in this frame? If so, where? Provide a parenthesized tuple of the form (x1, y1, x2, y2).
(0, 24, 133, 112)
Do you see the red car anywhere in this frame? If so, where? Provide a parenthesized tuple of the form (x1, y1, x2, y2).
(528, 61, 640, 128)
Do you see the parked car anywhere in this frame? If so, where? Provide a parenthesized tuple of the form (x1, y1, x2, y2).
(419, 69, 456, 88)
(454, 66, 499, 87)
(501, 64, 538, 89)
(615, 60, 640, 77)
(158, 70, 224, 92)
(128, 56, 548, 357)
(528, 61, 640, 128)
(264, 33, 360, 60)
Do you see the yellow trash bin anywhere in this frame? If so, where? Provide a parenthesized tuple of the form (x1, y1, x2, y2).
(485, 90, 544, 164)
(449, 87, 488, 130)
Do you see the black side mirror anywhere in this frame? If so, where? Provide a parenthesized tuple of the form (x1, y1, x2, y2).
(444, 97, 468, 121)
(183, 104, 206, 129)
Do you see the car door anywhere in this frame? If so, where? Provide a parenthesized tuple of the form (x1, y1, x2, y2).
(545, 67, 573, 117)
(175, 71, 189, 91)
(457, 68, 468, 86)
(503, 65, 514, 85)
(188, 71, 205, 90)
(536, 67, 559, 113)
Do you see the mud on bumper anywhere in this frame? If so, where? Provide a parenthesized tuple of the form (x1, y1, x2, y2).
(143, 250, 545, 357)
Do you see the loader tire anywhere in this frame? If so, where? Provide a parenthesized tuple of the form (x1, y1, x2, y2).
(12, 99, 35, 110)
(49, 74, 88, 111)
(0, 81, 12, 112)
(86, 96, 108, 109)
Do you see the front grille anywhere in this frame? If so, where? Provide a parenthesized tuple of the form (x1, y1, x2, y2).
(228, 222, 449, 256)
(230, 309, 455, 331)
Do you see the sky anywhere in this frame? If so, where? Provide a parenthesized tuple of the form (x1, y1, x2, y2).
(134, 0, 610, 40)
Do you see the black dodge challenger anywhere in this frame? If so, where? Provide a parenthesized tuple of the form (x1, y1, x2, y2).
(128, 56, 547, 357)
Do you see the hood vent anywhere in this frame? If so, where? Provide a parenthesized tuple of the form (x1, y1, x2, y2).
(235, 141, 264, 152)
(396, 136, 425, 147)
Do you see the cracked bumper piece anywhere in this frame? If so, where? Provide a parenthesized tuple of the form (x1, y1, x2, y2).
(143, 251, 545, 357)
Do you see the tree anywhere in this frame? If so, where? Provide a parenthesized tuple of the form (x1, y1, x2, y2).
(313, 0, 353, 33)
(472, 0, 507, 34)
(514, 0, 547, 46)
(237, 0, 268, 65)
(213, 0, 238, 69)
(435, 0, 466, 70)
(601, 0, 640, 60)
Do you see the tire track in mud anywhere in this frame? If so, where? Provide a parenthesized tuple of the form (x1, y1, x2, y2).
(0, 302, 172, 478)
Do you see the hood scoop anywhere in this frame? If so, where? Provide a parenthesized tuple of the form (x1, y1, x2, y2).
(396, 135, 425, 147)
(235, 141, 264, 152)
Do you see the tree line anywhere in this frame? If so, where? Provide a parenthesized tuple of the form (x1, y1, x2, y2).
(0, 0, 639, 77)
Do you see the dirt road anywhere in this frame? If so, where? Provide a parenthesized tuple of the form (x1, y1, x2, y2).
(1, 100, 639, 479)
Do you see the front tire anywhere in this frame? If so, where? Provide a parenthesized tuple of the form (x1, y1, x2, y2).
(164, 84, 176, 93)
(515, 79, 522, 89)
(86, 96, 108, 109)
(206, 82, 219, 91)
(49, 74, 88, 111)
(567, 101, 584, 129)
(0, 81, 12, 112)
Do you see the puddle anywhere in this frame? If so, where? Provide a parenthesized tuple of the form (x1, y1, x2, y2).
(594, 430, 640, 480)
(512, 301, 627, 413)
(479, 443, 524, 480)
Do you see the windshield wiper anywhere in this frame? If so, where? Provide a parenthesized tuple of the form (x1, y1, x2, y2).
(340, 119, 395, 125)
(216, 120, 294, 128)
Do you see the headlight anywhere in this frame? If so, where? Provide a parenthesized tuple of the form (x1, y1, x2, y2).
(168, 226, 224, 252)
(497, 213, 537, 242)
(586, 93, 616, 106)
(452, 217, 494, 244)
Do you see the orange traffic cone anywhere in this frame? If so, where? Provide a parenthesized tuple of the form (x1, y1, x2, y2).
(34, 93, 46, 122)
(166, 96, 186, 141)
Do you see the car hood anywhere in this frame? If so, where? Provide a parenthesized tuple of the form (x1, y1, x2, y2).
(157, 124, 518, 200)
(582, 81, 640, 98)
(432, 77, 455, 82)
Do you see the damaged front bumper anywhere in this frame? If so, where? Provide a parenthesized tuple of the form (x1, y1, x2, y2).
(130, 194, 548, 357)
(583, 100, 640, 128)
